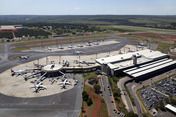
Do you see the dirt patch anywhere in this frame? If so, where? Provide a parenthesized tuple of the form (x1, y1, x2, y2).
(82, 87, 102, 117)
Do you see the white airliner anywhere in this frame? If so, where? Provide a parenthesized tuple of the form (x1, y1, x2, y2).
(68, 45, 73, 48)
(58, 79, 71, 89)
(119, 50, 125, 54)
(93, 42, 99, 45)
(48, 47, 52, 51)
(11, 69, 27, 76)
(74, 80, 79, 86)
(19, 56, 29, 60)
(128, 48, 135, 52)
(74, 51, 83, 54)
(77, 43, 83, 47)
(74, 60, 95, 66)
(30, 82, 47, 93)
(86, 42, 91, 46)
(58, 46, 64, 49)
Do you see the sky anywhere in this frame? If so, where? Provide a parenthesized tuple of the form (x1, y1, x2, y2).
(0, 0, 176, 15)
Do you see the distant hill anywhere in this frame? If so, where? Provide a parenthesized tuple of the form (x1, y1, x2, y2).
(0, 15, 176, 29)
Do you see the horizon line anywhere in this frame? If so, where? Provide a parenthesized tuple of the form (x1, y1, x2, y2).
(0, 14, 176, 16)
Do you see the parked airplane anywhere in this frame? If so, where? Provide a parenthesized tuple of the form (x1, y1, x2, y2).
(19, 56, 29, 60)
(137, 45, 142, 48)
(128, 48, 135, 52)
(62, 59, 69, 66)
(119, 50, 125, 54)
(30, 82, 46, 93)
(86, 42, 91, 46)
(58, 46, 64, 49)
(93, 42, 99, 45)
(11, 69, 27, 76)
(48, 47, 52, 51)
(139, 42, 147, 46)
(73, 60, 95, 66)
(33, 62, 45, 68)
(74, 79, 79, 86)
(68, 45, 73, 48)
(58, 79, 71, 89)
(77, 43, 83, 47)
(59, 71, 66, 81)
(74, 51, 83, 55)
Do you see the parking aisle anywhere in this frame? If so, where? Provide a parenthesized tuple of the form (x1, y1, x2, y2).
(101, 75, 122, 117)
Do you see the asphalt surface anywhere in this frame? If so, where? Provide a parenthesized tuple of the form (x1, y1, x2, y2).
(101, 75, 120, 117)
(127, 82, 143, 117)
(117, 77, 133, 112)
(0, 73, 83, 117)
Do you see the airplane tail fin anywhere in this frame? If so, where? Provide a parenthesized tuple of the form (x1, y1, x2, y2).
(11, 69, 14, 73)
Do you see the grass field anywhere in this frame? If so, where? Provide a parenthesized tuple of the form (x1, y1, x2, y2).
(1, 15, 176, 30)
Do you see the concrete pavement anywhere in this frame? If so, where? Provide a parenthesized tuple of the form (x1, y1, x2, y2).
(101, 75, 121, 117)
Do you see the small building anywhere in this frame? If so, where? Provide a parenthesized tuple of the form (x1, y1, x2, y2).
(42, 64, 63, 77)
(165, 104, 176, 115)
(0, 25, 17, 33)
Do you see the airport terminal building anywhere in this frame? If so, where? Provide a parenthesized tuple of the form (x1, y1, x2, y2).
(96, 49, 176, 81)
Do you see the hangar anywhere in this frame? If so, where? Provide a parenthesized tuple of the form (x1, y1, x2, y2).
(96, 49, 176, 81)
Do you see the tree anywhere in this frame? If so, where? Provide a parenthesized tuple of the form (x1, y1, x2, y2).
(101, 98, 105, 103)
(94, 84, 101, 93)
(170, 98, 176, 105)
(125, 111, 138, 117)
(113, 88, 121, 97)
(159, 100, 165, 111)
(165, 97, 170, 104)
(142, 113, 149, 117)
(82, 91, 89, 101)
(87, 98, 93, 106)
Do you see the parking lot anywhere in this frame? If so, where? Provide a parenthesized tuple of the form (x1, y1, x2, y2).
(101, 75, 125, 117)
(138, 77, 176, 112)
(152, 79, 176, 97)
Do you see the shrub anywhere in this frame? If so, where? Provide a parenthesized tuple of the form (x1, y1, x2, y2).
(87, 98, 93, 106)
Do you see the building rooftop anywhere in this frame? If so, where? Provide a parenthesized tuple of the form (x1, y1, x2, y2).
(165, 104, 176, 113)
(96, 49, 167, 64)
(124, 59, 176, 78)
(96, 49, 168, 71)
(42, 64, 63, 72)
(0, 25, 16, 30)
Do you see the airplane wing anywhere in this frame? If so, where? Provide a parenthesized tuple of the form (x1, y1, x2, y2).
(66, 81, 71, 85)
(57, 82, 64, 85)
(40, 85, 47, 88)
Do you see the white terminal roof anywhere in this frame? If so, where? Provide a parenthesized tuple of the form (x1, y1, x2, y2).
(42, 64, 63, 72)
(124, 58, 176, 78)
(165, 104, 176, 113)
(96, 49, 168, 70)
(0, 25, 16, 30)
